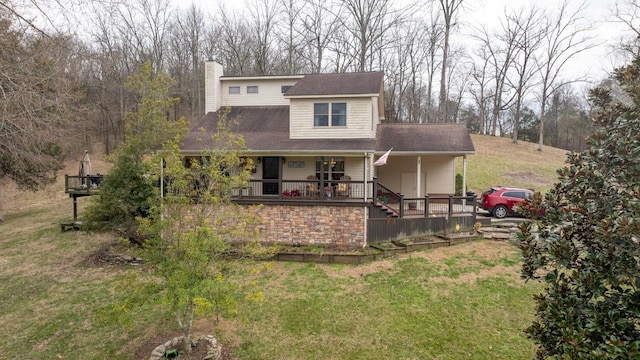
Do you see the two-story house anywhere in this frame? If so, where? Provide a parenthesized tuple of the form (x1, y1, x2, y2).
(180, 61, 476, 248)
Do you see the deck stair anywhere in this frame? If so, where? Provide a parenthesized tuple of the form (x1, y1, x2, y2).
(371, 201, 399, 218)
(477, 221, 522, 241)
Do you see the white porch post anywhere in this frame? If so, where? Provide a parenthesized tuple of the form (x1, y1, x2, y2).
(462, 154, 468, 196)
(368, 152, 375, 198)
(363, 153, 368, 202)
(416, 156, 422, 197)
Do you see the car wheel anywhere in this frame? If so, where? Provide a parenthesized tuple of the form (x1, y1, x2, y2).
(493, 205, 508, 219)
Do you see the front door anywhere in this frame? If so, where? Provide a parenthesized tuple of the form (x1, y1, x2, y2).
(262, 156, 280, 195)
(401, 172, 426, 198)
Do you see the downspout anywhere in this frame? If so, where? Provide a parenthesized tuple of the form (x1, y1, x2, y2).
(363, 152, 369, 248)
(363, 152, 368, 202)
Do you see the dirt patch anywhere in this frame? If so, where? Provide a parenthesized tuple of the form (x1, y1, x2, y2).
(502, 171, 553, 188)
(427, 265, 524, 285)
(322, 257, 398, 279)
(80, 240, 144, 267)
(130, 318, 234, 360)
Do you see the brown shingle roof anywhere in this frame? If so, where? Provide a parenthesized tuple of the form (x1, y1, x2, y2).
(182, 108, 474, 155)
(376, 123, 475, 154)
(181, 107, 376, 153)
(284, 72, 383, 96)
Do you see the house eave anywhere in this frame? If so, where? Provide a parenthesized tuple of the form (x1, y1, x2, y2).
(284, 93, 379, 99)
(379, 151, 475, 156)
(220, 75, 304, 81)
(177, 149, 475, 157)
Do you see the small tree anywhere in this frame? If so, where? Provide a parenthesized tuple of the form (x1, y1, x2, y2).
(518, 57, 640, 358)
(137, 110, 268, 353)
(86, 62, 184, 233)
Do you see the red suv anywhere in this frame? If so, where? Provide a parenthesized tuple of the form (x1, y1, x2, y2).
(479, 187, 534, 219)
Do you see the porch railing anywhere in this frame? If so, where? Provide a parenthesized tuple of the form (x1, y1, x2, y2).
(238, 179, 372, 200)
(233, 178, 477, 219)
(392, 195, 477, 217)
(371, 179, 477, 218)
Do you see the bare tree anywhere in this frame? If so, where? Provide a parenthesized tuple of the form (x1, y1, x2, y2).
(245, 0, 281, 74)
(471, 15, 519, 135)
(276, 0, 306, 74)
(437, 0, 463, 122)
(297, 0, 341, 73)
(339, 0, 410, 72)
(468, 43, 497, 134)
(167, 4, 207, 120)
(214, 10, 254, 75)
(536, 0, 595, 151)
(609, 0, 640, 61)
(423, 11, 444, 123)
(115, 0, 172, 72)
(0, 14, 85, 220)
(508, 5, 544, 144)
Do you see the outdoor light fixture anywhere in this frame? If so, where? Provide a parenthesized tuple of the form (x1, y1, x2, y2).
(257, 157, 261, 164)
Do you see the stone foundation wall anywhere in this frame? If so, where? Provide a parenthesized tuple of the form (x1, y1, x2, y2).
(249, 204, 367, 247)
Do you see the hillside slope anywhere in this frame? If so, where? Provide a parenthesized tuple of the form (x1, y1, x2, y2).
(460, 134, 570, 194)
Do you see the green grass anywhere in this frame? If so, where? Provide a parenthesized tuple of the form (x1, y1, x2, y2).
(1, 207, 542, 359)
(459, 134, 569, 194)
(230, 245, 540, 360)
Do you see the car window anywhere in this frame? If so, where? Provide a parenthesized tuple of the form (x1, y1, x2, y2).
(503, 191, 526, 199)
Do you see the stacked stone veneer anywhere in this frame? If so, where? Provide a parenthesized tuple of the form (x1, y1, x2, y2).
(251, 204, 367, 247)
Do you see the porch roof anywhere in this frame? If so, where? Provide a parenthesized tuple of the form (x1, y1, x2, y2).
(376, 123, 475, 155)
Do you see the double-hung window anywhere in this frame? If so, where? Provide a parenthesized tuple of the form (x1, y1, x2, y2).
(314, 103, 329, 126)
(314, 102, 346, 127)
(331, 103, 346, 126)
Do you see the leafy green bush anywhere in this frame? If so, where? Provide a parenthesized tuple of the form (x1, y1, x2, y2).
(455, 173, 463, 196)
(519, 57, 640, 358)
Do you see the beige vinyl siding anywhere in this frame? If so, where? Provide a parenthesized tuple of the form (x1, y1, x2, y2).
(375, 155, 456, 195)
(281, 157, 316, 180)
(281, 157, 365, 181)
(289, 98, 375, 139)
(220, 79, 293, 107)
(344, 157, 364, 181)
(425, 156, 455, 194)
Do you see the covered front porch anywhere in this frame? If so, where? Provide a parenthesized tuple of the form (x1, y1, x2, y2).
(235, 152, 471, 209)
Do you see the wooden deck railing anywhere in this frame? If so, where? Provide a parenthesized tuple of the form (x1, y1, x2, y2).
(64, 175, 104, 194)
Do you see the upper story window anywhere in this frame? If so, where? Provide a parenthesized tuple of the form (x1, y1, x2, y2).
(314, 103, 329, 126)
(247, 86, 259, 94)
(331, 103, 347, 126)
(228, 86, 240, 94)
(314, 102, 346, 127)
(281, 85, 292, 93)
